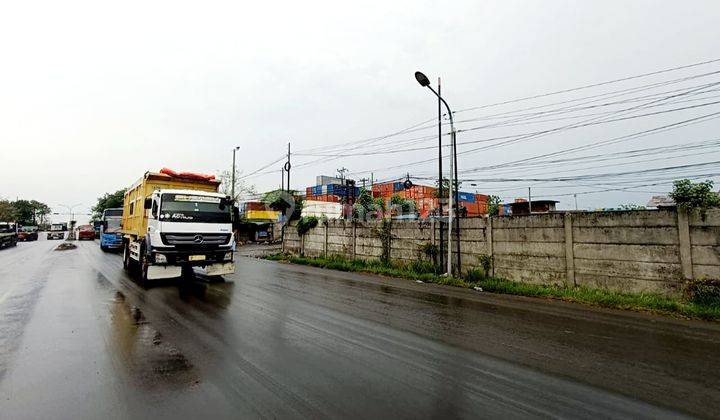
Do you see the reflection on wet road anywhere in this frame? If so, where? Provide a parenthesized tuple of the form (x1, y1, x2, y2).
(1, 239, 719, 418)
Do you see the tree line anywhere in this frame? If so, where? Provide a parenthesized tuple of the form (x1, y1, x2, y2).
(0, 199, 52, 226)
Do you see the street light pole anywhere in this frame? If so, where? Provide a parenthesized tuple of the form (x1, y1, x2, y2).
(415, 71, 460, 275)
(231, 146, 240, 200)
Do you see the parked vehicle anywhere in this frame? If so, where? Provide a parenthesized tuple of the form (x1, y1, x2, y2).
(121, 169, 235, 283)
(78, 225, 95, 240)
(100, 208, 123, 251)
(47, 224, 65, 240)
(0, 222, 18, 248)
(17, 226, 39, 241)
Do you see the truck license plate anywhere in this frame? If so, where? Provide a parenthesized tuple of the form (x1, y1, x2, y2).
(189, 255, 206, 261)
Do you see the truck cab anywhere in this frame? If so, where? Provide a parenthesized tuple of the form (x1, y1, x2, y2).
(0, 222, 18, 248)
(47, 224, 65, 240)
(121, 170, 236, 283)
(100, 208, 123, 251)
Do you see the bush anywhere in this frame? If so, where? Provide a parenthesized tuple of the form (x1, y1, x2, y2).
(685, 278, 720, 306)
(296, 216, 319, 236)
(463, 267, 487, 283)
(408, 260, 439, 275)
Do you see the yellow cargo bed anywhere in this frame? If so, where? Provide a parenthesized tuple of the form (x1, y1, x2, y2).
(121, 172, 221, 239)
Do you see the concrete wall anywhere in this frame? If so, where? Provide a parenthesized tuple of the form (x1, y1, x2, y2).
(283, 209, 720, 294)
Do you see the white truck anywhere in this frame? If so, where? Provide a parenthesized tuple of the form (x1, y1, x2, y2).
(121, 170, 235, 283)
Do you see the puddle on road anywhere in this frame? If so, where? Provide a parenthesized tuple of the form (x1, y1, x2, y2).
(108, 291, 198, 390)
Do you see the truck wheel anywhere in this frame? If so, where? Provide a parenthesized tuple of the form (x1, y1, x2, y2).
(100, 245, 108, 252)
(122, 243, 131, 271)
(138, 249, 149, 286)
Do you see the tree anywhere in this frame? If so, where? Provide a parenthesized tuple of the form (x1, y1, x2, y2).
(0, 199, 15, 222)
(669, 179, 720, 214)
(91, 189, 126, 221)
(261, 189, 303, 220)
(30, 200, 51, 225)
(487, 195, 502, 216)
(217, 170, 257, 202)
(12, 200, 36, 225)
(433, 177, 462, 198)
(389, 194, 414, 214)
(353, 188, 382, 220)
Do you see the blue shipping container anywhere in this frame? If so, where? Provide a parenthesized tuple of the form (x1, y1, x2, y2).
(458, 192, 476, 203)
(393, 182, 404, 192)
(313, 185, 322, 195)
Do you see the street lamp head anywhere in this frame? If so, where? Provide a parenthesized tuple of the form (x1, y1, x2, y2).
(414, 71, 431, 87)
(234, 146, 240, 150)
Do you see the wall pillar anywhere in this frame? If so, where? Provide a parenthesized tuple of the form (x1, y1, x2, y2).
(486, 217, 494, 277)
(352, 221, 357, 259)
(677, 209, 694, 280)
(564, 213, 576, 286)
(324, 223, 329, 258)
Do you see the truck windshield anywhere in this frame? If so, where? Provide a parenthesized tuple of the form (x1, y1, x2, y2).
(160, 194, 231, 223)
(51, 224, 63, 231)
(105, 218, 121, 230)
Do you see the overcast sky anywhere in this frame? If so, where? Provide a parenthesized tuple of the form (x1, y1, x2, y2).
(2, 0, 720, 223)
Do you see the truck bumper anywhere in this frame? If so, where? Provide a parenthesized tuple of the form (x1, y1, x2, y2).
(201, 262, 235, 276)
(147, 265, 183, 280)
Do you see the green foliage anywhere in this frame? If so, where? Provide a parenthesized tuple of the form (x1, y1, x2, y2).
(478, 254, 493, 277)
(418, 242, 439, 264)
(619, 203, 646, 210)
(463, 267, 487, 283)
(7, 199, 51, 225)
(296, 216, 318, 236)
(408, 260, 440, 275)
(433, 177, 462, 198)
(373, 197, 386, 212)
(0, 200, 14, 222)
(353, 188, 380, 220)
(376, 218, 393, 265)
(487, 195, 502, 216)
(669, 179, 720, 214)
(91, 189, 125, 221)
(685, 278, 720, 306)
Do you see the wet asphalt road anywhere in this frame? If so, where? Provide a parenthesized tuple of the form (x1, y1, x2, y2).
(1, 238, 720, 419)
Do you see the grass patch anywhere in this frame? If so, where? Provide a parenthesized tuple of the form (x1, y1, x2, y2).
(266, 253, 720, 321)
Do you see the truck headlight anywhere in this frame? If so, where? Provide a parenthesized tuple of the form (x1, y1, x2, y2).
(155, 253, 167, 263)
(224, 252, 233, 261)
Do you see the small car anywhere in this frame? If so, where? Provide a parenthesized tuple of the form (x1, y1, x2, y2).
(17, 226, 39, 241)
(78, 225, 96, 240)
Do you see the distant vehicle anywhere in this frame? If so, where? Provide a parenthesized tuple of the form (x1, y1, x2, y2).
(121, 169, 235, 283)
(47, 224, 65, 240)
(100, 208, 123, 251)
(17, 226, 39, 241)
(0, 222, 18, 248)
(93, 220, 104, 239)
(78, 224, 95, 240)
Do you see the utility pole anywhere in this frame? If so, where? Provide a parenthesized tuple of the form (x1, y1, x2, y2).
(337, 167, 348, 183)
(437, 77, 444, 270)
(281, 167, 285, 192)
(284, 142, 291, 192)
(574, 194, 578, 211)
(528, 187, 532, 214)
(231, 146, 240, 200)
(359, 178, 368, 189)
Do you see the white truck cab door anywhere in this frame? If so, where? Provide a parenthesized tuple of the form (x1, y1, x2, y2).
(147, 197, 160, 233)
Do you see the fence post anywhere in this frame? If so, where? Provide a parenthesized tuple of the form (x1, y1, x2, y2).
(564, 213, 576, 286)
(677, 209, 694, 280)
(300, 233, 305, 256)
(324, 222, 329, 258)
(486, 216, 494, 277)
(352, 221, 357, 259)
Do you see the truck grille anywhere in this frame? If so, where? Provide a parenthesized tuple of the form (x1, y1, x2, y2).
(161, 233, 231, 246)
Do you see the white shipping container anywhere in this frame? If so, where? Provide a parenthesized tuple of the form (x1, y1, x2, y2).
(316, 175, 344, 186)
(301, 201, 344, 219)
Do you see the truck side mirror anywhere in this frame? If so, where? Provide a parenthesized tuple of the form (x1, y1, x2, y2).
(144, 198, 152, 209)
